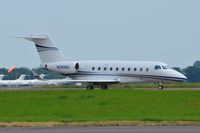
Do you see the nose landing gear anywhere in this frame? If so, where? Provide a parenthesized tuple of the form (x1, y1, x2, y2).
(158, 83, 164, 90)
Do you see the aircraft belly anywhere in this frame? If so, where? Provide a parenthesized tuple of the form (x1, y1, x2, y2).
(71, 75, 118, 80)
(70, 75, 144, 83)
(142, 78, 182, 83)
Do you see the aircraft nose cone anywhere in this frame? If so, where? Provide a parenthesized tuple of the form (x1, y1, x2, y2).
(180, 74, 187, 80)
(176, 71, 187, 81)
(183, 74, 187, 80)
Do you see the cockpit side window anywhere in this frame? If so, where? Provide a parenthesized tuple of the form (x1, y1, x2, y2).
(155, 65, 161, 70)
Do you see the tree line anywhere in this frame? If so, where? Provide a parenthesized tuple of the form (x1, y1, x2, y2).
(0, 68, 65, 80)
(173, 60, 200, 82)
(0, 60, 200, 82)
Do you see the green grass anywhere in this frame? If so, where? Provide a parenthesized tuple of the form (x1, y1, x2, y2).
(111, 82, 200, 89)
(0, 89, 200, 122)
(34, 82, 200, 89)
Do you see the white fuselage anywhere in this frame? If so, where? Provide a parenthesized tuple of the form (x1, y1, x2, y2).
(42, 60, 187, 84)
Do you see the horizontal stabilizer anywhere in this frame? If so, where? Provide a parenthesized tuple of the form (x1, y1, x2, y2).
(12, 34, 48, 40)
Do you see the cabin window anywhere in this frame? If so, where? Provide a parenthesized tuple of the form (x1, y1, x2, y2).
(146, 68, 149, 72)
(116, 67, 119, 71)
(92, 67, 95, 70)
(110, 67, 113, 71)
(122, 68, 125, 71)
(155, 65, 162, 70)
(128, 68, 131, 71)
(134, 68, 137, 71)
(140, 68, 143, 71)
(98, 67, 101, 71)
(104, 67, 107, 71)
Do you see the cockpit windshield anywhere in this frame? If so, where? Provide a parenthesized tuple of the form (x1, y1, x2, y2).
(155, 65, 162, 70)
(162, 65, 169, 69)
(155, 65, 170, 70)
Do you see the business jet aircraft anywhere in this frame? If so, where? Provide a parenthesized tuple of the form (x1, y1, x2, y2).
(0, 74, 25, 81)
(0, 72, 78, 87)
(0, 76, 75, 87)
(0, 74, 27, 87)
(16, 34, 187, 90)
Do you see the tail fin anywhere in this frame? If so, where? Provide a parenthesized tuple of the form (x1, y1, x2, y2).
(15, 34, 66, 63)
(0, 75, 5, 80)
(17, 74, 26, 80)
(31, 70, 45, 80)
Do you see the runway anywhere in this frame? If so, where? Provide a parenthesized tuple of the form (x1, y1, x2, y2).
(1, 126, 200, 133)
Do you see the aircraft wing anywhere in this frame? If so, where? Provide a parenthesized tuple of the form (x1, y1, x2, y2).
(59, 79, 120, 85)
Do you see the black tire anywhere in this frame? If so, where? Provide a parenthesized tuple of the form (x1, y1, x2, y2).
(86, 86, 94, 90)
(158, 85, 164, 90)
(101, 85, 108, 90)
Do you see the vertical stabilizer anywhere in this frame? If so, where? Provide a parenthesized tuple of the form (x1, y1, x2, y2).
(16, 34, 66, 63)
(17, 74, 26, 80)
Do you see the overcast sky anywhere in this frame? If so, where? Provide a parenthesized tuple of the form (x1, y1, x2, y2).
(0, 0, 199, 68)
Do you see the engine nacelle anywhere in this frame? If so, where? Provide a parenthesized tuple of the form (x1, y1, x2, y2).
(41, 62, 79, 74)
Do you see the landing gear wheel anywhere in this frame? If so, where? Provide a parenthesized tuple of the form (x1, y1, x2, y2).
(158, 85, 164, 90)
(101, 85, 108, 90)
(86, 86, 94, 90)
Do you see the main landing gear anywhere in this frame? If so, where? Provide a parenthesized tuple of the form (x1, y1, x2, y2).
(86, 85, 108, 90)
(86, 86, 94, 90)
(100, 85, 108, 90)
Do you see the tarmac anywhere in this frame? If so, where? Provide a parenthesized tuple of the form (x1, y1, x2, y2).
(0, 126, 200, 133)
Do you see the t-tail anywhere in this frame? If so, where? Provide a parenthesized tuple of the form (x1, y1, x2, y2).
(17, 74, 26, 80)
(15, 34, 66, 63)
